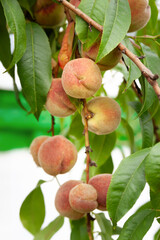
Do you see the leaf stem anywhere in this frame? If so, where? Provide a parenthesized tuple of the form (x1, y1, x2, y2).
(58, 0, 160, 100)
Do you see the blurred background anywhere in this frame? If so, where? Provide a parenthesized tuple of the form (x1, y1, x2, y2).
(0, 34, 159, 239)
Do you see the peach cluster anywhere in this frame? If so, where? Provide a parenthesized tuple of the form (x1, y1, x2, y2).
(55, 174, 112, 219)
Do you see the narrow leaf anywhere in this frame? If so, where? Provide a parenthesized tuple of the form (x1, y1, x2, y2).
(75, 0, 108, 48)
(1, 0, 26, 70)
(118, 209, 155, 240)
(97, 0, 131, 62)
(17, 22, 52, 120)
(107, 148, 150, 225)
(33, 216, 64, 240)
(90, 132, 116, 167)
(20, 186, 45, 235)
(154, 228, 160, 240)
(121, 118, 135, 153)
(70, 218, 89, 240)
(95, 213, 113, 240)
(129, 101, 154, 149)
(145, 142, 160, 192)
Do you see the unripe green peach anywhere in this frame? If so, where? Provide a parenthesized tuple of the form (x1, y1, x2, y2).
(45, 78, 76, 117)
(81, 40, 122, 71)
(89, 174, 112, 210)
(81, 97, 121, 135)
(30, 136, 50, 166)
(34, 0, 65, 28)
(128, 0, 151, 32)
(62, 58, 102, 99)
(38, 135, 77, 176)
(69, 0, 81, 21)
(55, 180, 85, 220)
(69, 183, 98, 213)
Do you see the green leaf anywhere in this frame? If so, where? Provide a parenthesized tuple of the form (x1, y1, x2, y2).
(90, 132, 116, 167)
(154, 228, 160, 240)
(95, 213, 113, 240)
(95, 155, 114, 175)
(107, 148, 150, 225)
(1, 0, 26, 71)
(122, 37, 141, 88)
(129, 101, 154, 149)
(145, 142, 160, 192)
(121, 118, 135, 153)
(17, 22, 52, 120)
(150, 190, 160, 216)
(20, 185, 45, 235)
(18, 0, 36, 17)
(118, 209, 156, 240)
(75, 0, 108, 48)
(33, 216, 64, 240)
(70, 218, 89, 240)
(96, 0, 131, 62)
(0, 3, 12, 70)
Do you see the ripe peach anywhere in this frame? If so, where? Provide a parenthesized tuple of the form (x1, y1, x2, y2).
(69, 0, 81, 21)
(55, 180, 84, 220)
(34, 0, 65, 28)
(62, 58, 102, 99)
(38, 135, 77, 176)
(89, 174, 112, 210)
(30, 135, 50, 166)
(81, 40, 122, 71)
(81, 97, 121, 135)
(69, 183, 98, 213)
(45, 78, 76, 117)
(128, 0, 151, 32)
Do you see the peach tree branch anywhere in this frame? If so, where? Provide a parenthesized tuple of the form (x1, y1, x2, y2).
(58, 0, 160, 100)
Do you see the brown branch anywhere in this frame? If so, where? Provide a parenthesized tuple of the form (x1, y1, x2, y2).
(82, 99, 94, 240)
(48, 115, 55, 136)
(58, 0, 160, 100)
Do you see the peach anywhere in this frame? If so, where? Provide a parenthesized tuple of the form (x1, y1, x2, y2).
(34, 0, 65, 28)
(30, 135, 50, 166)
(62, 58, 102, 99)
(69, 183, 98, 213)
(89, 174, 112, 210)
(128, 0, 151, 32)
(81, 40, 122, 71)
(38, 135, 77, 176)
(69, 0, 81, 21)
(55, 180, 84, 220)
(81, 96, 121, 135)
(45, 78, 76, 117)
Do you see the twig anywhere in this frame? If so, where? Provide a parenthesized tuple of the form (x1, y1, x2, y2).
(58, 0, 160, 100)
(48, 115, 55, 136)
(82, 99, 94, 240)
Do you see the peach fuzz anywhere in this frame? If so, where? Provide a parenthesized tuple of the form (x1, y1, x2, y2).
(38, 135, 77, 176)
(34, 0, 65, 27)
(30, 135, 50, 166)
(81, 96, 121, 135)
(69, 183, 98, 213)
(81, 41, 122, 71)
(55, 180, 84, 220)
(89, 174, 112, 210)
(128, 0, 151, 32)
(45, 78, 76, 117)
(62, 58, 102, 99)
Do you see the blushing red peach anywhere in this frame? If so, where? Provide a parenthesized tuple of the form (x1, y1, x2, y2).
(45, 78, 76, 117)
(89, 174, 112, 210)
(55, 180, 84, 220)
(69, 183, 98, 213)
(81, 97, 121, 135)
(62, 58, 102, 99)
(38, 135, 77, 176)
(128, 0, 151, 32)
(34, 0, 65, 27)
(30, 136, 50, 166)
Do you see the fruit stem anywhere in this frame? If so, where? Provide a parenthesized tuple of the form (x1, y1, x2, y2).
(58, 0, 160, 101)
